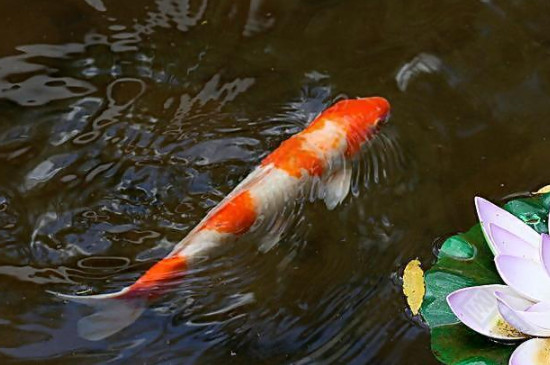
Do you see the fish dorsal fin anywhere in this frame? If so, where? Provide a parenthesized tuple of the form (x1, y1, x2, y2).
(322, 163, 352, 210)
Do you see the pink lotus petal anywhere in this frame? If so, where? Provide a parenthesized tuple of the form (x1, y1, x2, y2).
(509, 338, 550, 365)
(529, 301, 550, 312)
(506, 300, 550, 331)
(475, 197, 540, 255)
(495, 290, 535, 309)
(520, 312, 550, 331)
(495, 255, 550, 302)
(541, 234, 550, 278)
(447, 285, 526, 340)
(490, 224, 539, 260)
(495, 291, 550, 337)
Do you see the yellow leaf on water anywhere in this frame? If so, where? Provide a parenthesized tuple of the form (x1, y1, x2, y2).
(536, 185, 550, 194)
(403, 259, 425, 316)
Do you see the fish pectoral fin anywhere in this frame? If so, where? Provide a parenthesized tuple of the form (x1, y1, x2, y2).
(258, 231, 283, 253)
(321, 164, 352, 210)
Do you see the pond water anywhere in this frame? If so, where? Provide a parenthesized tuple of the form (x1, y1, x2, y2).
(2, 0, 550, 363)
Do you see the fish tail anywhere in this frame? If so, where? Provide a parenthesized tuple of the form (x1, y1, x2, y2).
(49, 287, 146, 341)
(50, 255, 188, 341)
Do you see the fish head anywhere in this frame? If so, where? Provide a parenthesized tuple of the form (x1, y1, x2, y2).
(320, 96, 390, 155)
(331, 96, 389, 127)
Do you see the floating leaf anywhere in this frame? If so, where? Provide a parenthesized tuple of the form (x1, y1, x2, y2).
(420, 193, 550, 365)
(403, 259, 425, 315)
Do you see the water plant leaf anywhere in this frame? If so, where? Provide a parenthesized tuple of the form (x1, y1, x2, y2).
(420, 193, 550, 365)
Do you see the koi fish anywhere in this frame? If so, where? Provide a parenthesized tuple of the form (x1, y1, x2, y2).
(53, 96, 390, 341)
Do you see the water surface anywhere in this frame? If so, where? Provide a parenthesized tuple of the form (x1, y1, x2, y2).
(2, 0, 550, 363)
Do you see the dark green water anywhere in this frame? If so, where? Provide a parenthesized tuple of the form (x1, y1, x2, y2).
(2, 0, 550, 363)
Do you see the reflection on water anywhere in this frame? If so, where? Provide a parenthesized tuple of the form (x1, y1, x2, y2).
(2, 0, 550, 363)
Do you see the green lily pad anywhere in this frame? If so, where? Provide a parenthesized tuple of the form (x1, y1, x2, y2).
(420, 193, 550, 365)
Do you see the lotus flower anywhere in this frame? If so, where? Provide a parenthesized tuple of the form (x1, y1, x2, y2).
(447, 197, 550, 364)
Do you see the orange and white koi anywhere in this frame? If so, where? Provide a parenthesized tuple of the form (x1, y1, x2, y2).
(53, 96, 390, 340)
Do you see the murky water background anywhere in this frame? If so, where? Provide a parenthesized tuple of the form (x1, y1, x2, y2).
(2, 0, 550, 363)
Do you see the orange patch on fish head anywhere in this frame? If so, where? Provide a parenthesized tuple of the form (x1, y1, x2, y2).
(201, 190, 257, 234)
(261, 136, 324, 178)
(320, 97, 390, 156)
